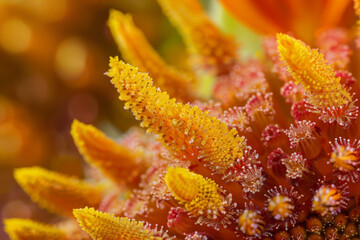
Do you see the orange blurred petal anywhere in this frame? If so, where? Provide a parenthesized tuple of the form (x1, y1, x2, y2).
(158, 0, 238, 74)
(218, 0, 287, 35)
(321, 0, 352, 26)
(219, 0, 352, 43)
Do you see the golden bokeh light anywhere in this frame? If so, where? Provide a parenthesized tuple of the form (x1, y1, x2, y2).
(55, 37, 87, 81)
(0, 18, 32, 54)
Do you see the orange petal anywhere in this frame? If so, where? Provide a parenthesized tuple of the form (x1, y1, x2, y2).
(108, 10, 196, 102)
(157, 0, 238, 74)
(74, 207, 163, 240)
(164, 167, 225, 220)
(71, 119, 145, 187)
(321, 0, 353, 26)
(219, 0, 352, 43)
(14, 167, 101, 217)
(218, 0, 287, 35)
(4, 219, 68, 240)
(108, 57, 246, 174)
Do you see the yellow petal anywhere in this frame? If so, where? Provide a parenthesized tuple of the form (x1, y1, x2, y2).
(157, 0, 238, 74)
(4, 218, 67, 240)
(277, 33, 351, 109)
(108, 57, 245, 174)
(164, 167, 199, 202)
(164, 167, 225, 220)
(73, 207, 163, 240)
(71, 119, 144, 186)
(14, 167, 101, 216)
(108, 9, 195, 102)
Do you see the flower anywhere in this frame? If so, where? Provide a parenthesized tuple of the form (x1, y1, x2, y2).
(5, 0, 360, 239)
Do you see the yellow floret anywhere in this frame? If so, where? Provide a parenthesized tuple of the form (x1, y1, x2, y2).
(107, 9, 195, 101)
(4, 218, 67, 240)
(277, 33, 351, 109)
(108, 57, 245, 174)
(14, 167, 101, 217)
(71, 119, 144, 186)
(330, 145, 359, 172)
(312, 185, 343, 215)
(164, 167, 226, 220)
(268, 195, 294, 220)
(238, 210, 265, 236)
(73, 207, 163, 240)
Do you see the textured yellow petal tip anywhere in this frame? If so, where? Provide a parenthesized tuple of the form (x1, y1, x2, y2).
(276, 33, 351, 109)
(277, 33, 358, 128)
(157, 0, 238, 74)
(164, 167, 226, 220)
(108, 57, 245, 174)
(73, 207, 163, 240)
(164, 167, 199, 202)
(71, 119, 143, 186)
(107, 10, 138, 65)
(14, 166, 101, 216)
(4, 218, 67, 240)
(107, 9, 164, 68)
(107, 9, 195, 102)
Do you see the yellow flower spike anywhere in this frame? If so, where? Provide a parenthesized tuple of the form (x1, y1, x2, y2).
(14, 167, 102, 217)
(73, 207, 163, 240)
(108, 57, 246, 174)
(277, 33, 357, 127)
(4, 218, 68, 240)
(107, 9, 195, 102)
(164, 167, 199, 202)
(164, 167, 226, 220)
(157, 0, 238, 74)
(277, 33, 351, 109)
(71, 119, 144, 186)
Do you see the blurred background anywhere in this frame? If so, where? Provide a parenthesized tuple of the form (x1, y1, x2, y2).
(0, 0, 261, 239)
(0, 0, 188, 238)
